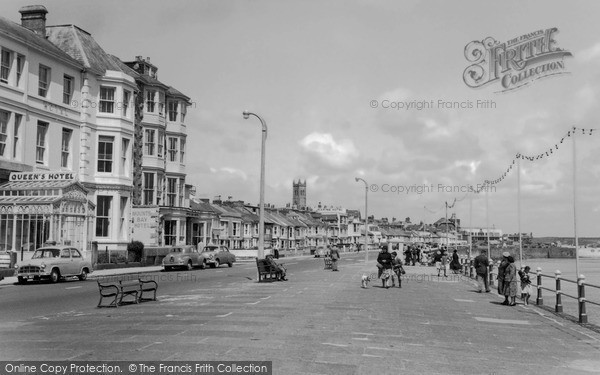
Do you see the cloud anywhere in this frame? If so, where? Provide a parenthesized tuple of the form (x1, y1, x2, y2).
(578, 42, 600, 63)
(299, 132, 359, 169)
(209, 167, 248, 180)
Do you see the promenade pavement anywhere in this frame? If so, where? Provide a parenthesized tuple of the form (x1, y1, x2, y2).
(2, 253, 600, 374)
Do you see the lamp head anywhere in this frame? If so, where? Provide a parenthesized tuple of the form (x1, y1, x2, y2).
(355, 177, 359, 182)
(242, 110, 250, 119)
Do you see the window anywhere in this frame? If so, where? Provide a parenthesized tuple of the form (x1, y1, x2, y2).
(13, 114, 21, 159)
(179, 178, 184, 206)
(180, 139, 185, 163)
(61, 128, 72, 168)
(156, 175, 163, 205)
(143, 172, 154, 205)
(1, 49, 11, 84)
(99, 87, 115, 113)
(144, 129, 155, 155)
(167, 178, 177, 206)
(168, 137, 178, 162)
(122, 90, 130, 117)
(0, 111, 8, 156)
(181, 103, 187, 122)
(233, 223, 239, 237)
(146, 90, 155, 112)
(63, 75, 73, 105)
(157, 131, 164, 158)
(164, 220, 176, 245)
(16, 54, 24, 86)
(244, 224, 250, 236)
(38, 65, 50, 97)
(168, 101, 178, 122)
(158, 92, 165, 115)
(96, 196, 112, 237)
(119, 196, 128, 239)
(70, 249, 81, 258)
(36, 121, 48, 164)
(97, 136, 114, 173)
(121, 138, 130, 174)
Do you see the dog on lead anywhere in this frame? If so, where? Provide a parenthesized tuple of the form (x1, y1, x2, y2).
(361, 274, 372, 288)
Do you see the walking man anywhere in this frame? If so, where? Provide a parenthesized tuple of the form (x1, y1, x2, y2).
(473, 250, 490, 292)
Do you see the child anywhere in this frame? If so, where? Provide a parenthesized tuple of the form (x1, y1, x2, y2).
(518, 266, 532, 305)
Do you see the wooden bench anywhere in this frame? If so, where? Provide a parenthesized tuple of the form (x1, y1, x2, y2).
(323, 258, 332, 270)
(256, 259, 283, 282)
(97, 278, 158, 308)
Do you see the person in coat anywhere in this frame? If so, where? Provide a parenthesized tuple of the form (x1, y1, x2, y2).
(473, 250, 490, 292)
(497, 251, 510, 298)
(330, 246, 340, 271)
(377, 247, 393, 289)
(502, 255, 518, 306)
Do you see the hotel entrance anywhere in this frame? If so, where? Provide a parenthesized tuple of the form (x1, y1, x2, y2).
(0, 172, 95, 254)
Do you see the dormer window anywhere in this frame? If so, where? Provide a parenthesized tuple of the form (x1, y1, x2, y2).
(146, 90, 155, 112)
(168, 101, 178, 122)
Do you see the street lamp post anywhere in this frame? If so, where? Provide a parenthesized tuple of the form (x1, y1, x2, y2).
(243, 111, 267, 260)
(355, 178, 369, 263)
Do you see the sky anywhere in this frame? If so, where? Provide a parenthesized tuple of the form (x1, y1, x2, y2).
(2, 0, 600, 237)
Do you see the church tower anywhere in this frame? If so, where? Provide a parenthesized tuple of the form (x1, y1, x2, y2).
(292, 180, 307, 209)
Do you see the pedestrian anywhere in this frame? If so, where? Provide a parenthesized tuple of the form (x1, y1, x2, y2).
(377, 246, 393, 288)
(390, 251, 405, 288)
(497, 252, 510, 303)
(518, 265, 532, 305)
(473, 250, 490, 292)
(502, 255, 518, 306)
(330, 246, 340, 272)
(450, 249, 461, 274)
(438, 250, 448, 277)
(405, 245, 412, 266)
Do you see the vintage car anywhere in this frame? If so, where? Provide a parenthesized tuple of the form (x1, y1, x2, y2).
(16, 245, 92, 284)
(199, 245, 236, 268)
(162, 245, 202, 271)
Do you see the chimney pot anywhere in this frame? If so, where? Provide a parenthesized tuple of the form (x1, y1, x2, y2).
(19, 5, 48, 36)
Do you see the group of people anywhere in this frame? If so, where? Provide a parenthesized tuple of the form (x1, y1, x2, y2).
(473, 250, 532, 306)
(376, 247, 406, 288)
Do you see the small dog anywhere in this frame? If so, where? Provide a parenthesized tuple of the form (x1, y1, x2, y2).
(361, 274, 372, 288)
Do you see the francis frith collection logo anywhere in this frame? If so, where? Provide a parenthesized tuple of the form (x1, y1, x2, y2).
(463, 27, 572, 92)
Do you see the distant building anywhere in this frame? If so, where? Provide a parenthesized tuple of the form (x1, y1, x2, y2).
(292, 179, 306, 209)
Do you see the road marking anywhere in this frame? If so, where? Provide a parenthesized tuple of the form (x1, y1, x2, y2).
(322, 343, 348, 347)
(216, 312, 232, 318)
(65, 286, 82, 290)
(362, 354, 384, 358)
(454, 298, 474, 302)
(352, 332, 375, 336)
(246, 301, 261, 305)
(352, 337, 370, 341)
(474, 317, 530, 325)
(260, 296, 271, 300)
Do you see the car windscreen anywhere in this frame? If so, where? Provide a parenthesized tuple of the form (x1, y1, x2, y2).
(32, 249, 60, 259)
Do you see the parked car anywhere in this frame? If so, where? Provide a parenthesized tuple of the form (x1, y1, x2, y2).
(15, 246, 92, 284)
(199, 245, 236, 268)
(162, 245, 202, 271)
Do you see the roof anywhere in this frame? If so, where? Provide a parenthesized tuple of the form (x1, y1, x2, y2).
(0, 179, 86, 191)
(46, 25, 124, 75)
(0, 16, 82, 69)
(190, 199, 218, 213)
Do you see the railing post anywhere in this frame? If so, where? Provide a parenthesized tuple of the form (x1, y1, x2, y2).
(536, 267, 543, 305)
(555, 270, 563, 313)
(578, 275, 588, 324)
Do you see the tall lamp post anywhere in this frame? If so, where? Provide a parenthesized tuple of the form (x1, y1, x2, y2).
(243, 111, 267, 259)
(355, 177, 369, 263)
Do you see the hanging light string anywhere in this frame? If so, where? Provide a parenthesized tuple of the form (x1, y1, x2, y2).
(471, 126, 597, 194)
(424, 205, 443, 214)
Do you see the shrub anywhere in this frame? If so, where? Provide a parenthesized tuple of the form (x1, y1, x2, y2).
(127, 240, 144, 262)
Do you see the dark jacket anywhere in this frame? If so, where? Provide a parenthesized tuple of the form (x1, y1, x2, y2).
(473, 254, 489, 275)
(377, 251, 393, 269)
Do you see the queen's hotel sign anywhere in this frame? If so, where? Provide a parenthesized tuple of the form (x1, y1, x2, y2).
(9, 172, 77, 182)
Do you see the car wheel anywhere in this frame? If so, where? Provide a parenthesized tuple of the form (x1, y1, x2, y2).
(227, 262, 233, 267)
(187, 261, 193, 271)
(164, 266, 172, 272)
(78, 269, 88, 281)
(17, 276, 27, 284)
(214, 259, 220, 268)
(200, 261, 206, 270)
(50, 269, 60, 283)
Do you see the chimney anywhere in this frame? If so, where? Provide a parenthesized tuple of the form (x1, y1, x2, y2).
(19, 5, 48, 36)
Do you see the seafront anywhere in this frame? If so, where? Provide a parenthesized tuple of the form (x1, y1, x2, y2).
(1, 253, 600, 375)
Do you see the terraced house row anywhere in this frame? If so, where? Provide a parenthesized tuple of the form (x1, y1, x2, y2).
(0, 5, 191, 253)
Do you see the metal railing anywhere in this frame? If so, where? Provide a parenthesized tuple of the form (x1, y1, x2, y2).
(458, 258, 598, 324)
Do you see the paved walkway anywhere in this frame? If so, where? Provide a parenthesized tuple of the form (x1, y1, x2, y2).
(2, 254, 600, 374)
